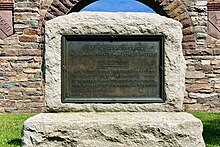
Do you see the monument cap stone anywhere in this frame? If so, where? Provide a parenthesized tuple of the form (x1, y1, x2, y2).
(45, 12, 185, 112)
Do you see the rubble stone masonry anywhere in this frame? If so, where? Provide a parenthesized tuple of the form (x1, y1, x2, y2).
(0, 0, 44, 113)
(0, 0, 219, 112)
(183, 0, 220, 111)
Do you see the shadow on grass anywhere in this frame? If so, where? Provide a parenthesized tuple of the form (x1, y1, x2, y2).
(8, 138, 22, 146)
(203, 118, 220, 146)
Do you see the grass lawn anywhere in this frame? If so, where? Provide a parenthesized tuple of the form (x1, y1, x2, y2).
(0, 114, 35, 147)
(192, 112, 220, 147)
(0, 112, 219, 147)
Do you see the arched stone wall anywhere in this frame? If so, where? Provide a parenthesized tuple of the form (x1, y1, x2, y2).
(43, 0, 196, 51)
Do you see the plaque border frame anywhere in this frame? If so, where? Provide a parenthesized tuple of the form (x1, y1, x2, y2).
(61, 35, 165, 103)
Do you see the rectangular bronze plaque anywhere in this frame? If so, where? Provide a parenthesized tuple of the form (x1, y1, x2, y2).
(61, 35, 164, 103)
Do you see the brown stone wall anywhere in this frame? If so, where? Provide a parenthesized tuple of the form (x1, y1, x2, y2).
(0, 0, 44, 113)
(0, 0, 219, 113)
(182, 0, 220, 111)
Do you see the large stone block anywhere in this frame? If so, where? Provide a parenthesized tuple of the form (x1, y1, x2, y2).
(22, 112, 205, 147)
(45, 12, 185, 112)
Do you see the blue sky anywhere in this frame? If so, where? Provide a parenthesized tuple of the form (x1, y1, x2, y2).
(81, 0, 156, 13)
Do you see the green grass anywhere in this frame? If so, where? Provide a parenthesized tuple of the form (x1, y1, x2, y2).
(192, 112, 220, 147)
(0, 114, 35, 147)
(0, 113, 219, 147)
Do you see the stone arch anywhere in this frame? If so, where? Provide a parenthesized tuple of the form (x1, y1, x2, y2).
(44, 0, 196, 50)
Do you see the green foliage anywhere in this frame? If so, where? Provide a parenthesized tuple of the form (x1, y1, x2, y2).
(192, 112, 220, 147)
(0, 113, 219, 147)
(0, 114, 35, 147)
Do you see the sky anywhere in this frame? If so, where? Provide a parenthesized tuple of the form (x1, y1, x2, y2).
(81, 0, 156, 13)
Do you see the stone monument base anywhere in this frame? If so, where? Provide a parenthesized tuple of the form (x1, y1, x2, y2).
(22, 112, 205, 147)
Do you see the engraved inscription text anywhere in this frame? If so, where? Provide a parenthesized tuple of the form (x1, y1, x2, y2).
(66, 41, 160, 98)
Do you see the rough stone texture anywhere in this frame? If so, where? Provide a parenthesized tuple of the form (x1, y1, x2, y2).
(22, 112, 205, 147)
(45, 12, 185, 112)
